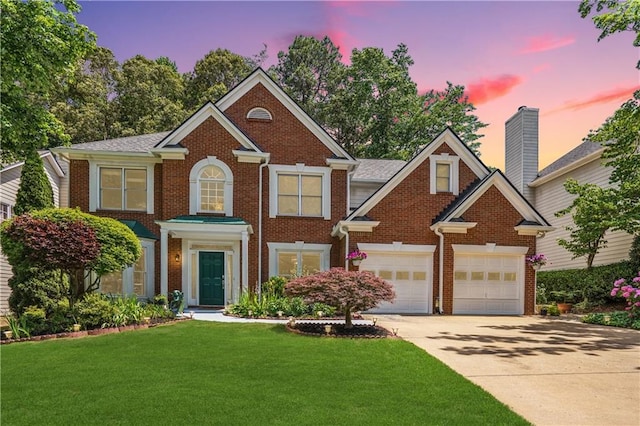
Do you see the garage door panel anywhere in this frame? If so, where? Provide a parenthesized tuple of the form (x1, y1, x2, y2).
(360, 252, 431, 314)
(453, 252, 524, 315)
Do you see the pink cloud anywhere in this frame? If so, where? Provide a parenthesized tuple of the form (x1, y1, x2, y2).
(550, 86, 639, 113)
(466, 74, 524, 105)
(519, 34, 575, 54)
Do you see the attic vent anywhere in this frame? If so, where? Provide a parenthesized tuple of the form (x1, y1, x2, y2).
(246, 107, 272, 121)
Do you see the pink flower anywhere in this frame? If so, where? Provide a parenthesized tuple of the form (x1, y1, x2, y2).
(614, 278, 625, 287)
(611, 289, 619, 296)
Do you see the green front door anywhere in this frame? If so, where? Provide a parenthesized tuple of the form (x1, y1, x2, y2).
(199, 252, 224, 305)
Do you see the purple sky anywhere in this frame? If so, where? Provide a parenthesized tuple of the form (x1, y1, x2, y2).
(76, 1, 639, 170)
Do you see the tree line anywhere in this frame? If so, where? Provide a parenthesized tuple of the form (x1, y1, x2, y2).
(1, 0, 488, 163)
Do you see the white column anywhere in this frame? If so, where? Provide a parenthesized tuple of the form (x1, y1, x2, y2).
(160, 228, 169, 296)
(241, 230, 249, 293)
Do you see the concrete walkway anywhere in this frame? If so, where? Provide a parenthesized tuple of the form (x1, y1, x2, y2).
(185, 309, 372, 325)
(373, 315, 640, 426)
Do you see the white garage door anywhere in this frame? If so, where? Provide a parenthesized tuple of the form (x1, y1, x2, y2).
(359, 252, 431, 314)
(453, 254, 523, 315)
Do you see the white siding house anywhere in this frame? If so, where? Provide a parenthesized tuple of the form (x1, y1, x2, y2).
(0, 152, 65, 312)
(504, 107, 633, 271)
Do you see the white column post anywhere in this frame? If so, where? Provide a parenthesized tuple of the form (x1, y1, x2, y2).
(241, 230, 249, 293)
(160, 228, 169, 296)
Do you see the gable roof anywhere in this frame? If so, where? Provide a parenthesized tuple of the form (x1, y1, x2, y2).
(155, 102, 262, 152)
(434, 170, 551, 227)
(530, 140, 604, 187)
(345, 127, 490, 220)
(216, 68, 355, 161)
(1, 150, 65, 177)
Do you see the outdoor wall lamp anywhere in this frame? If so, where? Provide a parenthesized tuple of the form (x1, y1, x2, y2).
(175, 253, 180, 263)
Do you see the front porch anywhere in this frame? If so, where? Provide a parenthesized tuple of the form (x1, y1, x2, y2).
(156, 216, 253, 306)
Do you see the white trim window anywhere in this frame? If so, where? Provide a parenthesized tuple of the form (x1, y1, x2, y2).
(100, 240, 155, 298)
(1, 203, 12, 222)
(430, 154, 460, 195)
(89, 162, 155, 213)
(189, 157, 234, 216)
(269, 164, 331, 219)
(267, 242, 331, 278)
(100, 167, 147, 211)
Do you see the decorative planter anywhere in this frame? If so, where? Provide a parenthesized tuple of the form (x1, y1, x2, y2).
(351, 259, 361, 266)
(540, 307, 548, 316)
(3, 330, 13, 340)
(72, 324, 81, 332)
(557, 303, 573, 314)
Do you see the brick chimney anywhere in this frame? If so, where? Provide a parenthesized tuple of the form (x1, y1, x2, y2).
(505, 106, 539, 204)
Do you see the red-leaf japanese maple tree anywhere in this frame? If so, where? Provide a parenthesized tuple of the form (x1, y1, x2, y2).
(285, 268, 395, 328)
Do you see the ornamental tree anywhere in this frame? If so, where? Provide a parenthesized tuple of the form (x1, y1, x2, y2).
(13, 151, 54, 215)
(285, 268, 395, 328)
(1, 214, 100, 305)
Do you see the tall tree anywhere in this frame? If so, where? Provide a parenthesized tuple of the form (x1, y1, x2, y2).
(184, 49, 253, 110)
(579, 0, 640, 68)
(0, 0, 95, 162)
(13, 151, 55, 216)
(115, 55, 186, 136)
(271, 36, 344, 122)
(50, 47, 120, 144)
(420, 82, 487, 157)
(326, 44, 424, 159)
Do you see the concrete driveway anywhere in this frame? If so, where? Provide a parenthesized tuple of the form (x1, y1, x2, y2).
(374, 315, 640, 426)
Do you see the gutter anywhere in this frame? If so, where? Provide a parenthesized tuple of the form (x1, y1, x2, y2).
(433, 226, 444, 314)
(257, 158, 270, 298)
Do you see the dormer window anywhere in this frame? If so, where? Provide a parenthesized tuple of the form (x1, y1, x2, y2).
(246, 107, 272, 121)
(430, 154, 460, 195)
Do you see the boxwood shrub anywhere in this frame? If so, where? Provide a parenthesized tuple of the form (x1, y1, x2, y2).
(537, 260, 638, 305)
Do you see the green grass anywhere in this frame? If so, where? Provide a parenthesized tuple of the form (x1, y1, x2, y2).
(1, 321, 528, 425)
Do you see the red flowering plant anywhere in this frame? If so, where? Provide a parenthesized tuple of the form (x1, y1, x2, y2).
(285, 268, 395, 328)
(611, 272, 640, 318)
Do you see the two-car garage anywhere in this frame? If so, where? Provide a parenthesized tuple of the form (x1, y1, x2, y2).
(357, 244, 527, 315)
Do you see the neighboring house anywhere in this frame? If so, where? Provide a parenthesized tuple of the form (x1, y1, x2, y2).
(0, 152, 66, 312)
(505, 106, 633, 270)
(50, 68, 551, 315)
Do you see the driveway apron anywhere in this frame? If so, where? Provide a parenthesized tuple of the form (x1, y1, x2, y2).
(374, 315, 640, 426)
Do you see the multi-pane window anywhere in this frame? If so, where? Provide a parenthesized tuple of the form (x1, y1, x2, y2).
(277, 174, 322, 216)
(100, 168, 147, 211)
(100, 247, 148, 297)
(277, 251, 322, 277)
(0, 203, 12, 222)
(436, 163, 451, 192)
(199, 166, 225, 212)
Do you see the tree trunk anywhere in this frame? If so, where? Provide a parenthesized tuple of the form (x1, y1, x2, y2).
(344, 305, 353, 329)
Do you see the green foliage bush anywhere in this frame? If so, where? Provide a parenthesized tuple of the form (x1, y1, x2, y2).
(228, 290, 313, 318)
(13, 151, 54, 216)
(582, 311, 640, 330)
(537, 261, 638, 305)
(8, 268, 68, 316)
(75, 293, 116, 329)
(21, 306, 47, 335)
(629, 235, 640, 271)
(261, 276, 287, 298)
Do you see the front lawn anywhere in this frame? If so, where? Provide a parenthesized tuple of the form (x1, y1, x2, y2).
(1, 321, 528, 425)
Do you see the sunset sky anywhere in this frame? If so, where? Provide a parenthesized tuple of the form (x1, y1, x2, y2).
(76, 0, 639, 170)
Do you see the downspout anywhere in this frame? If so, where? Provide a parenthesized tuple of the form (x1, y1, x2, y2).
(336, 225, 349, 270)
(434, 226, 444, 314)
(257, 158, 270, 298)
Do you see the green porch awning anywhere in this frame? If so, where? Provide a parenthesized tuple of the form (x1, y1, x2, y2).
(119, 220, 159, 240)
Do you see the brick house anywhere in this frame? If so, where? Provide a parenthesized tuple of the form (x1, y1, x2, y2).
(53, 68, 552, 315)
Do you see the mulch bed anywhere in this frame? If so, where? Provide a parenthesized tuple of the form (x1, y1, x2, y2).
(287, 322, 395, 338)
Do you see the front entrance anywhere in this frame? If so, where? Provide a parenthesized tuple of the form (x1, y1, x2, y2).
(199, 252, 224, 305)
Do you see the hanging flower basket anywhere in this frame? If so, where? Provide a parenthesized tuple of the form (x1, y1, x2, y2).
(346, 250, 367, 265)
(526, 253, 547, 270)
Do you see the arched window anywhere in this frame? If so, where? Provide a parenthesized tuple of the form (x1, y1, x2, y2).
(199, 165, 225, 212)
(246, 107, 272, 121)
(189, 157, 234, 216)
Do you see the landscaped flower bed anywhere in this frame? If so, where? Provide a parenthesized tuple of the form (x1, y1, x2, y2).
(286, 322, 393, 338)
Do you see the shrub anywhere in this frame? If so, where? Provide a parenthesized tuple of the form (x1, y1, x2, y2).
(611, 272, 640, 318)
(13, 151, 54, 216)
(261, 276, 288, 298)
(582, 311, 640, 329)
(75, 293, 116, 329)
(286, 268, 395, 328)
(21, 306, 47, 335)
(629, 235, 640, 272)
(547, 304, 560, 316)
(537, 261, 637, 305)
(8, 268, 68, 316)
